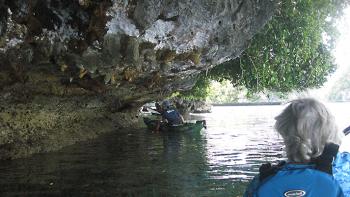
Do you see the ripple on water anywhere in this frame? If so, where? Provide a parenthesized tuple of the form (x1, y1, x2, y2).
(0, 105, 296, 196)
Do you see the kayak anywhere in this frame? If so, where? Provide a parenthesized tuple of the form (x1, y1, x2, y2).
(143, 117, 206, 132)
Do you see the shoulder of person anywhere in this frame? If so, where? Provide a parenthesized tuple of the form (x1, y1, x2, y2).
(243, 162, 285, 197)
(243, 175, 261, 197)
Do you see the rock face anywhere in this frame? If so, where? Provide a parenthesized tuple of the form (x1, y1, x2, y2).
(0, 0, 276, 159)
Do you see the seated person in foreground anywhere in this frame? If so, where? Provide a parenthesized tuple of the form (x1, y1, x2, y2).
(161, 100, 184, 126)
(244, 98, 345, 197)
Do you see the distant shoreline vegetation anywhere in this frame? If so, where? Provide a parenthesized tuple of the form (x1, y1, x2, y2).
(212, 102, 282, 106)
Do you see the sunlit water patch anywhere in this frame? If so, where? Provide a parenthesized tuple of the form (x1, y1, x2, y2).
(199, 105, 285, 182)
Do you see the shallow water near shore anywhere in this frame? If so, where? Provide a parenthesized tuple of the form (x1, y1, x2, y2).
(0, 103, 349, 196)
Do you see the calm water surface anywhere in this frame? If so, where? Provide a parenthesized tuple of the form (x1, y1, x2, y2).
(0, 103, 349, 196)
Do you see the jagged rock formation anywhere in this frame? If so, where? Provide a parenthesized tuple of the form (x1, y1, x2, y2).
(0, 0, 276, 159)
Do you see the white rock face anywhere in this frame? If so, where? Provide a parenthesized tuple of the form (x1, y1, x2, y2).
(0, 0, 276, 93)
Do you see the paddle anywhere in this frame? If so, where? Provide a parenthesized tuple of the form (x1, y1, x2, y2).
(343, 125, 350, 136)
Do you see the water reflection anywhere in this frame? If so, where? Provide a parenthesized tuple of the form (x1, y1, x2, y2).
(201, 106, 285, 182)
(0, 103, 349, 196)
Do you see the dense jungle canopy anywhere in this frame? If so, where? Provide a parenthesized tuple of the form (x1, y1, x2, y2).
(183, 0, 350, 100)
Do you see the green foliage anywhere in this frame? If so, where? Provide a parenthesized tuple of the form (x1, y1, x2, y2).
(206, 81, 242, 104)
(179, 75, 212, 100)
(185, 0, 350, 100)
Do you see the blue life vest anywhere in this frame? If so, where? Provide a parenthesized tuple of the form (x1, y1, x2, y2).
(162, 109, 182, 125)
(244, 143, 345, 197)
(256, 163, 343, 197)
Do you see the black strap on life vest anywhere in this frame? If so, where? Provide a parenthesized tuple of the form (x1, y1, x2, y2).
(259, 143, 339, 181)
(259, 161, 286, 181)
(312, 143, 339, 175)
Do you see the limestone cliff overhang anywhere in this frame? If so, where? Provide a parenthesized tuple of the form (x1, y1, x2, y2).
(0, 0, 277, 106)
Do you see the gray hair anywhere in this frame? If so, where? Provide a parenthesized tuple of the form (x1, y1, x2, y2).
(274, 98, 343, 162)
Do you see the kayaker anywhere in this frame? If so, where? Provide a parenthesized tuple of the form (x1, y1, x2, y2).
(244, 98, 345, 197)
(161, 100, 184, 126)
(153, 101, 184, 132)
